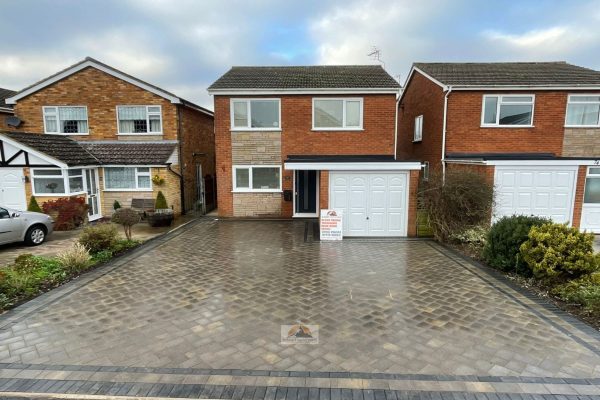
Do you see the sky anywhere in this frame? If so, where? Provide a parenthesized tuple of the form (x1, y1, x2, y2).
(1, 0, 600, 110)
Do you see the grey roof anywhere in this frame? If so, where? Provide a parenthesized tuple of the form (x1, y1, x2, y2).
(1, 131, 177, 166)
(79, 141, 177, 165)
(209, 65, 400, 90)
(2, 131, 99, 166)
(414, 62, 600, 87)
(0, 88, 16, 110)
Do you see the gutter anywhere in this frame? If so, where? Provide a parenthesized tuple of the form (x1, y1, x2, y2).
(441, 86, 452, 180)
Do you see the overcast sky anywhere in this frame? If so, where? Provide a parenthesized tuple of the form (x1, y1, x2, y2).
(1, 0, 599, 110)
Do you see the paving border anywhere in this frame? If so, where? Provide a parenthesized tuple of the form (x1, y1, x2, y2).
(0, 218, 204, 331)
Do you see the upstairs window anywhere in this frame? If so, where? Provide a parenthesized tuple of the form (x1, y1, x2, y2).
(313, 98, 362, 130)
(414, 115, 423, 142)
(117, 106, 162, 134)
(566, 95, 600, 127)
(43, 106, 88, 134)
(231, 99, 280, 130)
(482, 95, 534, 127)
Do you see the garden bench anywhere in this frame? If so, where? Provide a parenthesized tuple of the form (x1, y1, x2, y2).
(130, 198, 155, 218)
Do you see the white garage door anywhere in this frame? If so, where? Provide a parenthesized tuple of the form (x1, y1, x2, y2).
(329, 171, 408, 236)
(0, 168, 27, 211)
(494, 166, 577, 224)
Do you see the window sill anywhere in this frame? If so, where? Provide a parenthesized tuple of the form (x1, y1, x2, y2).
(480, 125, 535, 129)
(44, 132, 89, 136)
(412, 139, 422, 143)
(311, 128, 363, 132)
(117, 133, 163, 136)
(103, 189, 153, 192)
(232, 190, 282, 193)
(230, 129, 282, 133)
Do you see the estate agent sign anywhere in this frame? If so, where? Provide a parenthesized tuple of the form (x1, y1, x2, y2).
(320, 209, 343, 240)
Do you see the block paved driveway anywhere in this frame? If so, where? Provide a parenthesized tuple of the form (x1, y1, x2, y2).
(2, 218, 600, 380)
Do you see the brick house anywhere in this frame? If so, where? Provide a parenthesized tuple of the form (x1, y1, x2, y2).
(397, 62, 600, 232)
(208, 66, 421, 237)
(0, 57, 215, 221)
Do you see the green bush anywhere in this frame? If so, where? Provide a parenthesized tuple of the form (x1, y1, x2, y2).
(3, 254, 64, 298)
(520, 223, 599, 283)
(92, 249, 113, 263)
(419, 170, 494, 241)
(553, 272, 600, 313)
(27, 196, 42, 213)
(155, 191, 168, 209)
(112, 239, 141, 254)
(483, 215, 550, 275)
(449, 226, 488, 257)
(79, 223, 119, 254)
(113, 200, 121, 210)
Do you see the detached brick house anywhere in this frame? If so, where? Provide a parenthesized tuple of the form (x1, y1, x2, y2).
(209, 66, 421, 237)
(0, 57, 215, 220)
(397, 62, 600, 232)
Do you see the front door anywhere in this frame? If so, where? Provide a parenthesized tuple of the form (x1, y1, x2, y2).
(85, 169, 101, 221)
(294, 170, 318, 217)
(581, 167, 600, 233)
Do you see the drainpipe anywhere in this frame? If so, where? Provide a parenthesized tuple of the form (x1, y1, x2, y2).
(394, 93, 400, 160)
(441, 86, 452, 181)
(176, 105, 186, 214)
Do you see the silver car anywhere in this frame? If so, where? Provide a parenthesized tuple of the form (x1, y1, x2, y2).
(0, 207, 54, 246)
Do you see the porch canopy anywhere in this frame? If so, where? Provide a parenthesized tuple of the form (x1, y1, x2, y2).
(284, 154, 422, 171)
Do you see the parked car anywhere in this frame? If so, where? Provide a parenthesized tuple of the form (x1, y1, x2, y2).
(0, 207, 54, 246)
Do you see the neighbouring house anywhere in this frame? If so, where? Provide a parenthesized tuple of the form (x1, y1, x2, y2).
(208, 65, 422, 237)
(0, 57, 215, 222)
(397, 61, 600, 232)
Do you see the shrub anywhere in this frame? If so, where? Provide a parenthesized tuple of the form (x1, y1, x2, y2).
(56, 243, 91, 273)
(4, 254, 64, 298)
(113, 200, 121, 210)
(27, 196, 42, 213)
(112, 239, 141, 254)
(419, 170, 494, 241)
(520, 223, 599, 284)
(449, 226, 488, 257)
(155, 191, 168, 209)
(553, 273, 600, 313)
(111, 208, 141, 240)
(79, 223, 119, 254)
(92, 249, 113, 263)
(41, 197, 88, 230)
(483, 215, 551, 275)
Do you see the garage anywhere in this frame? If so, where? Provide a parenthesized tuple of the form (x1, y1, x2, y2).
(494, 166, 577, 224)
(330, 171, 408, 236)
(0, 168, 26, 210)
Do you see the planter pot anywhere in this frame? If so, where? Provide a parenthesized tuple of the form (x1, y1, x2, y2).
(147, 209, 174, 227)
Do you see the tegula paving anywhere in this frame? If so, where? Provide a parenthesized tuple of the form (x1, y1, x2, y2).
(1, 218, 600, 398)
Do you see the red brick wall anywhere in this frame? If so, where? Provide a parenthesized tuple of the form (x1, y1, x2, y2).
(178, 105, 215, 211)
(10, 67, 178, 140)
(397, 72, 445, 171)
(572, 165, 587, 228)
(214, 94, 397, 218)
(407, 170, 419, 237)
(445, 91, 567, 156)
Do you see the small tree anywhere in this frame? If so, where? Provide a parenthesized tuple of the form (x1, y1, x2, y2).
(420, 169, 495, 242)
(27, 196, 42, 213)
(113, 200, 121, 210)
(155, 191, 168, 209)
(111, 208, 141, 240)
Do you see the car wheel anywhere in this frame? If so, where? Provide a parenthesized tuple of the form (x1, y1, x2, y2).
(25, 225, 46, 246)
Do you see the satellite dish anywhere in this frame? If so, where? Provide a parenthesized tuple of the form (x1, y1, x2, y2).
(5, 116, 22, 127)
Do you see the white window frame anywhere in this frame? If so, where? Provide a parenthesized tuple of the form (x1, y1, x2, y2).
(481, 94, 535, 128)
(312, 97, 364, 131)
(30, 168, 87, 196)
(232, 165, 282, 193)
(413, 115, 423, 142)
(116, 105, 163, 135)
(584, 166, 600, 204)
(103, 166, 153, 191)
(42, 106, 89, 135)
(230, 99, 281, 131)
(564, 94, 600, 128)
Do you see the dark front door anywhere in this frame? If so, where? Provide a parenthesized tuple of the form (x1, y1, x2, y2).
(295, 170, 317, 216)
